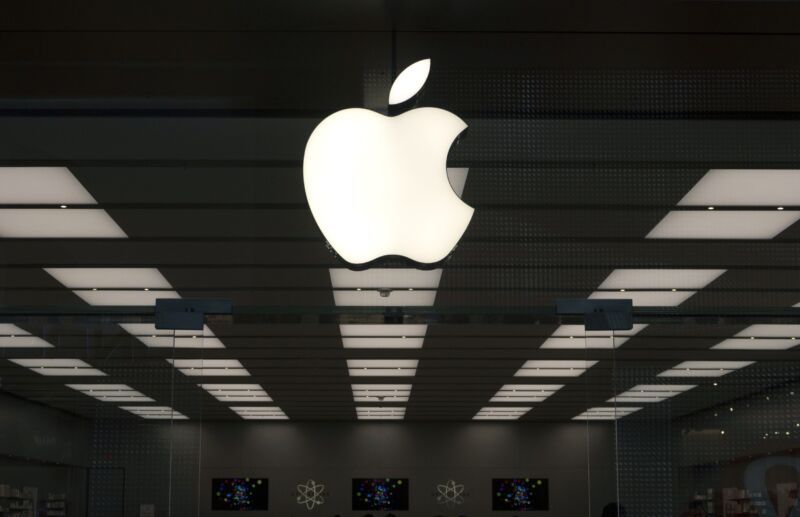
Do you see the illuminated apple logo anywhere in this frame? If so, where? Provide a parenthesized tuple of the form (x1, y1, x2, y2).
(303, 59, 474, 266)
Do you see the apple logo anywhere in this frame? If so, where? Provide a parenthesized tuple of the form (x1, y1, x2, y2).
(303, 59, 474, 266)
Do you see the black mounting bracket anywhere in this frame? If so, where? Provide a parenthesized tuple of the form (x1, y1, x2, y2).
(555, 299, 633, 331)
(155, 299, 233, 330)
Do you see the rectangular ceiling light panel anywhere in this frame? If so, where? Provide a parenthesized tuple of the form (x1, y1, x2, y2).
(597, 269, 726, 290)
(646, 211, 800, 239)
(490, 384, 565, 403)
(331, 268, 441, 306)
(119, 323, 225, 349)
(45, 268, 173, 289)
(351, 384, 412, 403)
(166, 359, 250, 377)
(0, 324, 52, 348)
(514, 360, 598, 377)
(678, 169, 800, 206)
(608, 384, 696, 403)
(0, 167, 98, 204)
(347, 359, 418, 377)
(589, 290, 697, 307)
(712, 324, 800, 350)
(120, 406, 188, 420)
(573, 407, 642, 421)
(473, 406, 532, 421)
(9, 358, 106, 376)
(658, 360, 755, 377)
(199, 384, 272, 402)
(356, 406, 406, 420)
(67, 383, 154, 402)
(340, 324, 427, 349)
(0, 209, 127, 238)
(230, 406, 288, 420)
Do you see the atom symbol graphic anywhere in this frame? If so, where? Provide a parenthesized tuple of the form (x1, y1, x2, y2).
(296, 479, 326, 510)
(436, 479, 465, 507)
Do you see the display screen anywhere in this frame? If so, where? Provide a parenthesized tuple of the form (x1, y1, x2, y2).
(212, 478, 268, 511)
(492, 478, 549, 511)
(352, 478, 409, 511)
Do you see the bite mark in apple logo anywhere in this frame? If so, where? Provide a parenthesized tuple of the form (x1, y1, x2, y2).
(303, 59, 474, 267)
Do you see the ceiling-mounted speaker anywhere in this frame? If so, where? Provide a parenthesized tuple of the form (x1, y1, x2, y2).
(155, 299, 232, 330)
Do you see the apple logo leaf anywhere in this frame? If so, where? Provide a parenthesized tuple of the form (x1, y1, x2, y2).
(389, 59, 431, 106)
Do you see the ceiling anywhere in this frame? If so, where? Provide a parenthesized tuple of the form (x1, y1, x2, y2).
(0, 0, 799, 423)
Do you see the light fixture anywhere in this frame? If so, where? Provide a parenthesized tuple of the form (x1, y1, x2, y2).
(339, 324, 427, 349)
(646, 211, 800, 239)
(352, 384, 412, 402)
(166, 359, 250, 377)
(490, 384, 564, 403)
(347, 359, 418, 377)
(712, 324, 800, 350)
(677, 169, 800, 206)
(473, 407, 532, 421)
(658, 360, 754, 377)
(573, 407, 642, 421)
(9, 358, 106, 376)
(119, 323, 225, 349)
(67, 383, 153, 402)
(230, 406, 288, 420)
(541, 324, 648, 349)
(44, 268, 179, 306)
(607, 384, 696, 403)
(356, 406, 406, 420)
(0, 324, 53, 348)
(199, 384, 272, 402)
(0, 167, 98, 204)
(0, 209, 127, 238)
(120, 406, 188, 420)
(514, 360, 598, 377)
(330, 269, 442, 306)
(597, 269, 726, 290)
(304, 59, 472, 265)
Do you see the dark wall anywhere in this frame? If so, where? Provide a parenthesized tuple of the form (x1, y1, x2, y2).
(90, 420, 616, 517)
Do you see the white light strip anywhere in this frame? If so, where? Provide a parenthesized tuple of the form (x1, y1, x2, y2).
(199, 383, 272, 402)
(712, 324, 800, 350)
(573, 406, 642, 421)
(166, 359, 250, 377)
(647, 211, 800, 239)
(677, 169, 800, 206)
(9, 358, 106, 376)
(120, 406, 188, 420)
(356, 406, 406, 420)
(44, 268, 179, 306)
(473, 406, 532, 421)
(0, 209, 127, 238)
(330, 268, 442, 306)
(0, 167, 97, 204)
(347, 359, 418, 377)
(230, 406, 288, 420)
(67, 383, 153, 402)
(0, 324, 52, 348)
(351, 383, 412, 403)
(514, 360, 598, 377)
(490, 384, 564, 403)
(340, 324, 427, 349)
(607, 384, 696, 404)
(657, 360, 755, 378)
(119, 323, 225, 349)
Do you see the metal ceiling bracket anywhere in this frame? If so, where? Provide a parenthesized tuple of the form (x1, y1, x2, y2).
(555, 299, 633, 331)
(155, 298, 233, 330)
